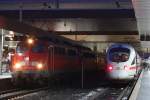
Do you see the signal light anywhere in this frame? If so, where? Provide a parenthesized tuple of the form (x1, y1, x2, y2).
(27, 38, 34, 44)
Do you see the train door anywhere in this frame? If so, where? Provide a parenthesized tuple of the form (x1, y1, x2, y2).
(48, 45, 54, 75)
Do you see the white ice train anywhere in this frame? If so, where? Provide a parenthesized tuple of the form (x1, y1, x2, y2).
(106, 43, 142, 81)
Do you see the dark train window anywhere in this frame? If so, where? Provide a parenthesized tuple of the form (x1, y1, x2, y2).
(131, 57, 136, 65)
(67, 49, 76, 56)
(54, 47, 59, 54)
(5, 36, 25, 41)
(32, 43, 45, 53)
(140, 34, 145, 41)
(83, 52, 96, 58)
(146, 35, 150, 41)
(54, 47, 65, 55)
(109, 48, 130, 62)
(53, 39, 60, 44)
(63, 41, 71, 45)
(16, 43, 28, 53)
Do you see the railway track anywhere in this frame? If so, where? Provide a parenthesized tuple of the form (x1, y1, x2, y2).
(117, 70, 143, 100)
(0, 71, 141, 100)
(0, 87, 49, 100)
(0, 87, 125, 100)
(14, 86, 127, 100)
(0, 82, 131, 100)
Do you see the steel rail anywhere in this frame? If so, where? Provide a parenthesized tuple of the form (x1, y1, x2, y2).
(0, 87, 49, 100)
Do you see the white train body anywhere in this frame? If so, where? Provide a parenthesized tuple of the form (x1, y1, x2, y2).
(106, 44, 141, 80)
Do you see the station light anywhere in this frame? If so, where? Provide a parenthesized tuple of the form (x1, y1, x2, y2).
(10, 37, 13, 41)
(9, 31, 14, 36)
(27, 38, 34, 45)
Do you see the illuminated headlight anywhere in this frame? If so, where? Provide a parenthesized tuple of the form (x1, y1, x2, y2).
(14, 62, 25, 69)
(27, 38, 34, 44)
(15, 63, 21, 69)
(37, 63, 43, 69)
(31, 62, 44, 69)
(18, 53, 23, 56)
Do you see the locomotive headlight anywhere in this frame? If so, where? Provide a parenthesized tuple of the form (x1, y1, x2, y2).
(14, 62, 25, 69)
(18, 53, 23, 56)
(37, 63, 43, 69)
(31, 61, 44, 69)
(14, 63, 22, 69)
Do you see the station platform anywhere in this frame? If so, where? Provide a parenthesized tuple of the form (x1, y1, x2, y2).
(130, 69, 150, 100)
(0, 73, 11, 79)
(0, 61, 12, 79)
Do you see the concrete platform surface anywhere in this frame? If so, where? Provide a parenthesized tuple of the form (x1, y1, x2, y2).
(0, 73, 11, 79)
(130, 69, 150, 100)
(136, 69, 150, 100)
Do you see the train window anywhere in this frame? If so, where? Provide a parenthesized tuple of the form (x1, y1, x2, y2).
(121, 54, 129, 62)
(67, 49, 76, 56)
(59, 48, 65, 55)
(54, 47, 65, 55)
(63, 41, 71, 45)
(111, 54, 119, 62)
(110, 53, 129, 62)
(5, 35, 26, 41)
(16, 43, 28, 53)
(32, 43, 45, 53)
(109, 48, 130, 62)
(53, 39, 60, 44)
(54, 47, 59, 54)
(83, 52, 96, 58)
(131, 58, 136, 65)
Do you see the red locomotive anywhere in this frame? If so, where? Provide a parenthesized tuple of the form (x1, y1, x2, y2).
(10, 37, 99, 85)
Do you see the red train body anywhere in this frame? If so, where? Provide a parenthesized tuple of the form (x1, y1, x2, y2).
(10, 39, 99, 84)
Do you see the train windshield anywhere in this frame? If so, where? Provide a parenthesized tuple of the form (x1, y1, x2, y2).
(16, 42, 45, 53)
(31, 42, 45, 53)
(16, 43, 29, 53)
(109, 47, 130, 62)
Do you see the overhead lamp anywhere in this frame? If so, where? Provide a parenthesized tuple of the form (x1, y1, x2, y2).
(27, 38, 34, 45)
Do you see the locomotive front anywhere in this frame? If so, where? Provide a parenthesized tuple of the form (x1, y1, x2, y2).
(106, 44, 138, 81)
(11, 38, 49, 84)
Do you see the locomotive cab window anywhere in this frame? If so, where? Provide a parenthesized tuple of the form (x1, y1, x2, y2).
(16, 42, 28, 53)
(109, 47, 130, 62)
(32, 42, 45, 53)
